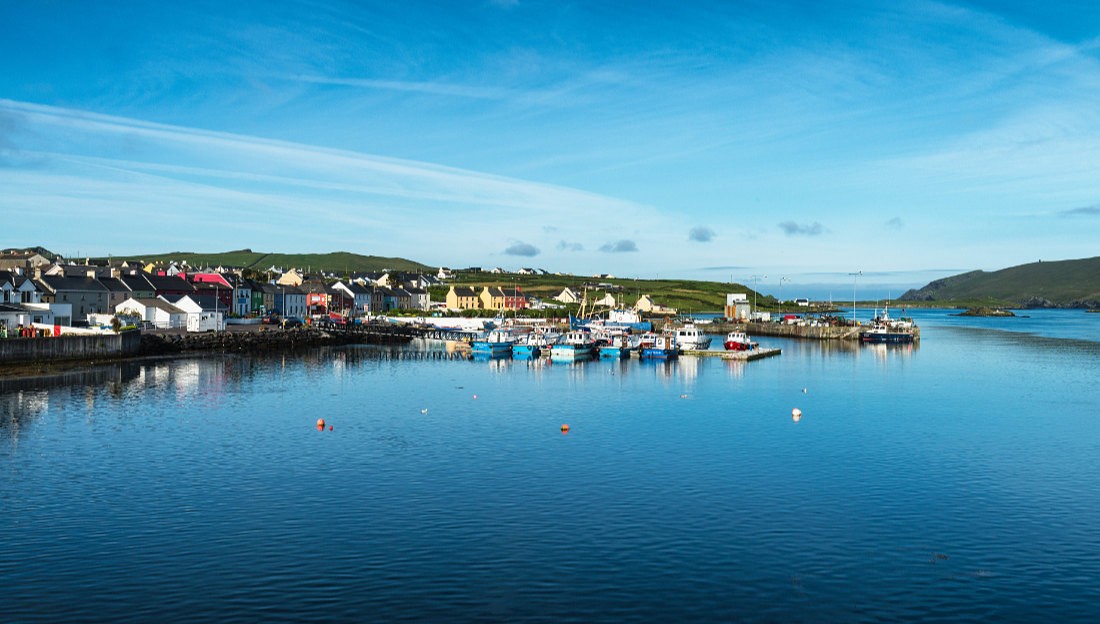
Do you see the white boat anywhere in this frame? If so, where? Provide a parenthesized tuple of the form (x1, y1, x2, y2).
(672, 324, 712, 350)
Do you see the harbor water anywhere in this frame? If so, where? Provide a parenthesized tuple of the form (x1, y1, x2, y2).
(2, 309, 1099, 622)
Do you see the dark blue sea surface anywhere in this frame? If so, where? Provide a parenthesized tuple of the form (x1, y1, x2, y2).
(2, 311, 1099, 622)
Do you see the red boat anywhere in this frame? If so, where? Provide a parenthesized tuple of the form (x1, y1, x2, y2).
(724, 331, 757, 351)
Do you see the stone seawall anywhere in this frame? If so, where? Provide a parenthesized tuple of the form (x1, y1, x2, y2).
(138, 327, 410, 355)
(0, 330, 143, 363)
(699, 322, 920, 341)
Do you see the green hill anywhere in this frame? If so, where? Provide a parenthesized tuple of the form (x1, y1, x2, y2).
(899, 256, 1100, 308)
(101, 249, 433, 275)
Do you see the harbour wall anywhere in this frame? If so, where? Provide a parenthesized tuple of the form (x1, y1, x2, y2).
(0, 330, 143, 363)
(698, 322, 920, 342)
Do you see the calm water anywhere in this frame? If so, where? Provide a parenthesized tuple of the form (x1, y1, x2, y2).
(2, 310, 1099, 622)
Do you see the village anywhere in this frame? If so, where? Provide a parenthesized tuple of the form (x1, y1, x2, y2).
(0, 249, 722, 335)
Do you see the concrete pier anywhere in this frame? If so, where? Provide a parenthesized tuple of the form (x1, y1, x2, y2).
(680, 347, 782, 361)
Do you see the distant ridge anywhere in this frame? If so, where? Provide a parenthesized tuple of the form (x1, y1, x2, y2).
(899, 256, 1100, 308)
(99, 250, 434, 274)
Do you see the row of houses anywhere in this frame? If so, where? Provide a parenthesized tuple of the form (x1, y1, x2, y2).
(0, 262, 441, 327)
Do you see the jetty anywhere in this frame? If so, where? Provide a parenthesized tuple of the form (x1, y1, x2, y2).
(681, 347, 782, 361)
(702, 321, 920, 342)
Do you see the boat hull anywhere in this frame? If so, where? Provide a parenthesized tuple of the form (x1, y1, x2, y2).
(551, 344, 596, 362)
(471, 342, 514, 357)
(598, 346, 631, 359)
(512, 344, 542, 358)
(640, 348, 678, 359)
(860, 331, 914, 344)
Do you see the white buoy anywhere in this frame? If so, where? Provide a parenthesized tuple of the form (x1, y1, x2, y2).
(802, 387, 807, 394)
(792, 407, 802, 422)
(420, 408, 429, 414)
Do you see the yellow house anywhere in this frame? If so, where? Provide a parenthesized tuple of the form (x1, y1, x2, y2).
(479, 286, 526, 311)
(277, 268, 304, 287)
(446, 286, 480, 310)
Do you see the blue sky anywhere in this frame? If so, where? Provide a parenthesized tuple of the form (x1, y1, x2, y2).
(2, 1, 1098, 298)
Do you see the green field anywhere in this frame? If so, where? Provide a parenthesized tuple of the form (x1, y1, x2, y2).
(438, 272, 771, 314)
(97, 249, 434, 275)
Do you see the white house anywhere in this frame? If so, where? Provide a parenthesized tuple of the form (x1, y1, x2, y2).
(593, 292, 618, 307)
(116, 297, 187, 329)
(159, 295, 225, 331)
(554, 288, 581, 304)
(331, 281, 375, 316)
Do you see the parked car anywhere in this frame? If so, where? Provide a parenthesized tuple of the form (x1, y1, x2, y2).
(282, 317, 304, 328)
(261, 313, 281, 325)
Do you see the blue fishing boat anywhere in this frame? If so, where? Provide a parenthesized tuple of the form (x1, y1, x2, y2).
(512, 329, 558, 358)
(471, 329, 516, 357)
(635, 332, 679, 359)
(597, 332, 633, 359)
(550, 330, 598, 362)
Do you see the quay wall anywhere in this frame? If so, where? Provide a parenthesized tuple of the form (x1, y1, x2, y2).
(699, 322, 921, 341)
(0, 330, 143, 363)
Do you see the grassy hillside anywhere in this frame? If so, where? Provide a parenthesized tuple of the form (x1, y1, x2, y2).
(447, 272, 768, 313)
(101, 249, 434, 274)
(899, 256, 1100, 307)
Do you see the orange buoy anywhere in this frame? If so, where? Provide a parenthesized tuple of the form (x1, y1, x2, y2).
(317, 418, 325, 428)
(560, 424, 570, 433)
(329, 425, 333, 431)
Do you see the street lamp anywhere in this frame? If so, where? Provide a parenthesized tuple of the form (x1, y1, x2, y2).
(749, 274, 767, 320)
(778, 277, 789, 317)
(849, 271, 862, 322)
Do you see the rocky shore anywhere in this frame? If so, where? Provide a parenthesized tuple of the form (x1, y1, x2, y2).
(956, 307, 1016, 317)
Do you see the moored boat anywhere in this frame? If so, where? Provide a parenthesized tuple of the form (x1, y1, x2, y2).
(859, 305, 916, 344)
(635, 332, 679, 359)
(471, 329, 516, 357)
(672, 323, 712, 350)
(512, 329, 558, 358)
(724, 331, 757, 351)
(551, 329, 598, 362)
(598, 332, 633, 359)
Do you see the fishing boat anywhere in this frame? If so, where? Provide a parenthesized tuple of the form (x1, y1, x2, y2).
(635, 332, 679, 359)
(672, 323, 712, 350)
(859, 305, 916, 344)
(571, 307, 653, 332)
(550, 329, 598, 362)
(512, 329, 558, 358)
(598, 332, 633, 359)
(723, 331, 757, 351)
(471, 329, 516, 357)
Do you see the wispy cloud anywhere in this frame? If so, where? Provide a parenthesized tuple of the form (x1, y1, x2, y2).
(1060, 204, 1100, 216)
(504, 241, 539, 257)
(688, 226, 715, 242)
(779, 221, 825, 237)
(0, 99, 662, 266)
(288, 75, 510, 100)
(557, 240, 584, 252)
(599, 239, 638, 253)
(885, 217, 904, 229)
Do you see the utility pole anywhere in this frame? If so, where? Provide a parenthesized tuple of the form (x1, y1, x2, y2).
(849, 271, 862, 322)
